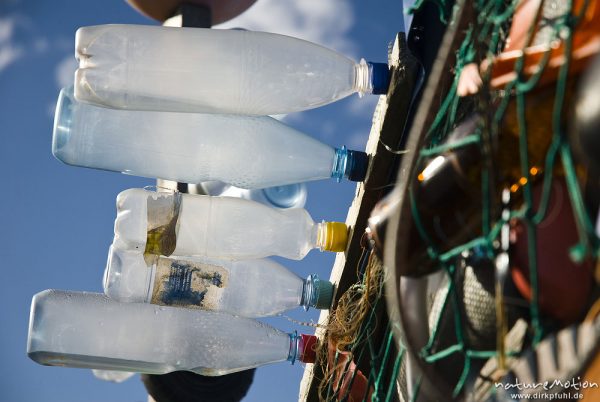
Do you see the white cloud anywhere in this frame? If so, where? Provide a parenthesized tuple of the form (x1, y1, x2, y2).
(346, 93, 379, 115)
(0, 17, 24, 72)
(33, 37, 49, 53)
(0, 44, 22, 71)
(0, 14, 70, 77)
(54, 54, 77, 89)
(53, 36, 73, 52)
(0, 19, 14, 42)
(216, 0, 357, 56)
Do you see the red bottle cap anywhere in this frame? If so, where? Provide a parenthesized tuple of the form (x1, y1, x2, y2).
(299, 334, 318, 363)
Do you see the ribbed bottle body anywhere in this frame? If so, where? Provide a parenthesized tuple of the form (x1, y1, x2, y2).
(104, 247, 306, 317)
(53, 88, 336, 189)
(113, 189, 318, 260)
(27, 290, 292, 376)
(75, 24, 357, 115)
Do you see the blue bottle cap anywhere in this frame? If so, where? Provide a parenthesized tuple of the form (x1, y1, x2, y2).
(345, 150, 369, 182)
(262, 184, 307, 209)
(368, 62, 390, 95)
(311, 275, 334, 310)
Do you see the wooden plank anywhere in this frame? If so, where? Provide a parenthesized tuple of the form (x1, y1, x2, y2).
(299, 33, 421, 402)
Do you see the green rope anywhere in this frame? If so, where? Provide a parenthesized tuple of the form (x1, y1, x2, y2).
(407, 0, 451, 23)
(325, 351, 340, 401)
(515, 88, 543, 343)
(422, 273, 453, 355)
(398, 0, 595, 398)
(371, 328, 396, 399)
(384, 352, 403, 402)
(419, 134, 480, 156)
(409, 375, 423, 402)
(438, 237, 491, 263)
(453, 356, 472, 397)
(422, 343, 464, 363)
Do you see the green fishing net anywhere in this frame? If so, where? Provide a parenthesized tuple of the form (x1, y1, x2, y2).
(316, 0, 599, 400)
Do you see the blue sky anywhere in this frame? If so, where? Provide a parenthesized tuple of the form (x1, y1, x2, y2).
(0, 1, 403, 401)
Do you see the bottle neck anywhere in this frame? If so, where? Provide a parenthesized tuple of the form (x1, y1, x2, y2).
(300, 274, 318, 311)
(287, 332, 300, 364)
(354, 58, 390, 96)
(354, 59, 374, 95)
(315, 222, 328, 251)
(331, 146, 349, 182)
(332, 147, 368, 183)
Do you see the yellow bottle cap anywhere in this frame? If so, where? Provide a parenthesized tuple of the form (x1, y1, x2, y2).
(321, 222, 348, 252)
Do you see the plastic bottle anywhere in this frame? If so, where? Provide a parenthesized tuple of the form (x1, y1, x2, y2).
(27, 290, 317, 376)
(205, 182, 308, 209)
(74, 24, 390, 115)
(92, 369, 135, 383)
(103, 246, 334, 316)
(113, 188, 348, 260)
(52, 87, 369, 189)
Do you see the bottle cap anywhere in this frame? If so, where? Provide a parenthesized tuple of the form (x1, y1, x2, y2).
(313, 278, 334, 310)
(321, 222, 348, 252)
(262, 183, 307, 209)
(345, 150, 369, 182)
(299, 334, 318, 364)
(368, 62, 390, 95)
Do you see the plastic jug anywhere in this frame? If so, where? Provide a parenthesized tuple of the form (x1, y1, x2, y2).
(53, 87, 369, 189)
(104, 246, 334, 316)
(75, 24, 390, 115)
(27, 290, 317, 376)
(113, 188, 348, 260)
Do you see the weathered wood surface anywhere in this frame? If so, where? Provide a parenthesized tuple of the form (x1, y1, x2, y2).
(299, 33, 421, 402)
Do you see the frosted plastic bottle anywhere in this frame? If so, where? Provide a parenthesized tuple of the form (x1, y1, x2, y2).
(201, 181, 308, 209)
(113, 188, 348, 260)
(103, 246, 334, 316)
(27, 290, 317, 376)
(52, 87, 369, 189)
(74, 24, 390, 115)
